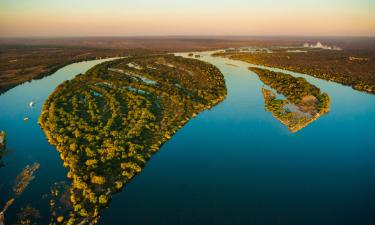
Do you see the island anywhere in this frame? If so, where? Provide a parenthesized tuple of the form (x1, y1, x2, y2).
(0, 131, 5, 151)
(250, 67, 330, 132)
(0, 37, 270, 95)
(0, 131, 5, 167)
(39, 54, 227, 224)
(213, 47, 375, 94)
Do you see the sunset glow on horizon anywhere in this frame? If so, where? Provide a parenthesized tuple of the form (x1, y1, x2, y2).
(1, 0, 375, 37)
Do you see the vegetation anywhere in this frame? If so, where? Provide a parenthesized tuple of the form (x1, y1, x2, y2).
(39, 54, 227, 224)
(0, 131, 5, 167)
(0, 37, 279, 95)
(1, 162, 40, 225)
(48, 181, 71, 224)
(13, 163, 41, 197)
(250, 67, 330, 132)
(0, 131, 5, 150)
(213, 49, 375, 94)
(0, 198, 15, 225)
(14, 205, 41, 225)
(0, 46, 131, 94)
(3, 37, 373, 95)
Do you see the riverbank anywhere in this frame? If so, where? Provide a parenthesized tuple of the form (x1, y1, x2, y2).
(1, 50, 375, 225)
(213, 49, 375, 94)
(0, 46, 138, 95)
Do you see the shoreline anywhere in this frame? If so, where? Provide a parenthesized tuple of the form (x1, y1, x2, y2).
(0, 55, 126, 96)
(212, 52, 375, 95)
(38, 54, 227, 224)
(0, 131, 5, 150)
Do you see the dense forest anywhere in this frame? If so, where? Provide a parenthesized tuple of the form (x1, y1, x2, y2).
(38, 55, 227, 224)
(250, 67, 330, 132)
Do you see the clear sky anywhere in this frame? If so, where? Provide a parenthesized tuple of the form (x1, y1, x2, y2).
(1, 0, 374, 37)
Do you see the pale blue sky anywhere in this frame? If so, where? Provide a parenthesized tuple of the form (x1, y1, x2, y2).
(1, 0, 374, 36)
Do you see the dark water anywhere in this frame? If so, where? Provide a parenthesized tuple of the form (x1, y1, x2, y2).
(1, 53, 375, 225)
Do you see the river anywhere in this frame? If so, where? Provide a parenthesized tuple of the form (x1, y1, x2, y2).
(0, 52, 375, 225)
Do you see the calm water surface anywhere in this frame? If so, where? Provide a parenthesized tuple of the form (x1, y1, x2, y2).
(0, 58, 116, 224)
(0, 53, 374, 225)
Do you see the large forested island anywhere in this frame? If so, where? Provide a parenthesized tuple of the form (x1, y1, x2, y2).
(250, 67, 330, 132)
(38, 54, 227, 224)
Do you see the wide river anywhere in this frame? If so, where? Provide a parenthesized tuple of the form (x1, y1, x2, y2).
(0, 52, 374, 225)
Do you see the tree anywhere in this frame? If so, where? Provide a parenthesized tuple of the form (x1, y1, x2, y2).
(99, 195, 108, 205)
(91, 175, 106, 185)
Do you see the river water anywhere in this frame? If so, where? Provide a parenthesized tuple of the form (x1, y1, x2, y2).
(0, 52, 374, 225)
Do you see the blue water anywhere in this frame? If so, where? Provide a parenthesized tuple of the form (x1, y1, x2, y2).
(0, 58, 117, 223)
(1, 53, 374, 225)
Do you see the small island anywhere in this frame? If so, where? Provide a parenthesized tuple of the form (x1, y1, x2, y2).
(39, 54, 227, 224)
(0, 131, 5, 167)
(250, 67, 330, 132)
(0, 131, 5, 150)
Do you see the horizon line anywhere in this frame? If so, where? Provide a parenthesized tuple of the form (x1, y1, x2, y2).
(1, 34, 375, 39)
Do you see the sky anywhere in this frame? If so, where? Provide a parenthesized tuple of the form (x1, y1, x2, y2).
(0, 0, 375, 37)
